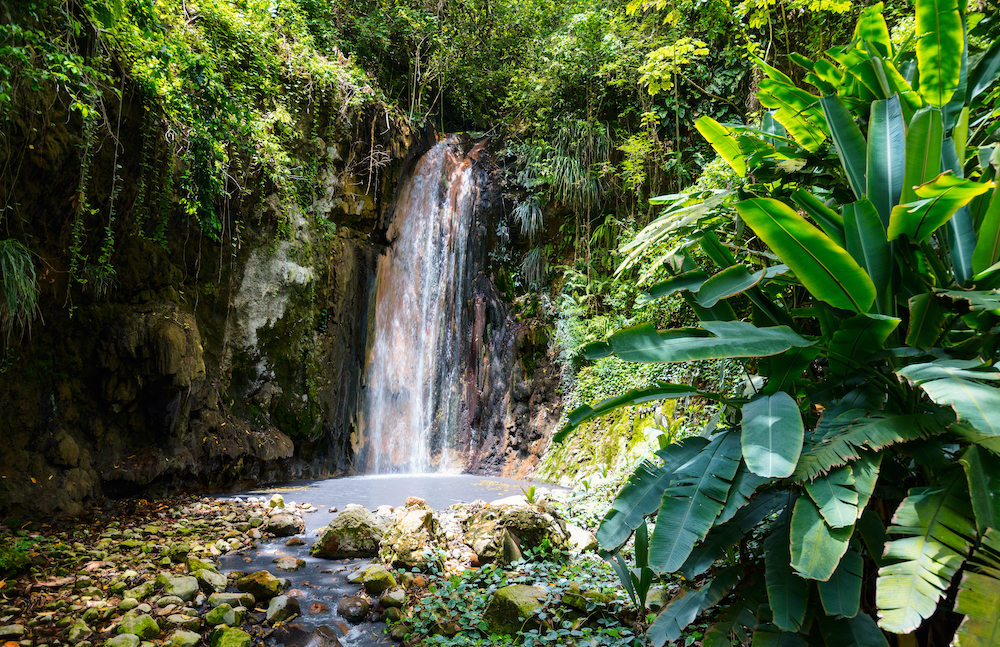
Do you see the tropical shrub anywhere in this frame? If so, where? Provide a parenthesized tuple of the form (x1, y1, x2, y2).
(555, 0, 1000, 644)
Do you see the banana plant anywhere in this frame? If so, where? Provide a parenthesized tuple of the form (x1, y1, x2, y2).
(555, 1, 1000, 645)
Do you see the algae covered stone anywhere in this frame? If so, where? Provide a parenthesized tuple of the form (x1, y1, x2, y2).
(210, 627, 251, 647)
(236, 570, 282, 600)
(310, 507, 384, 558)
(116, 612, 160, 640)
(378, 502, 445, 571)
(163, 630, 201, 647)
(463, 503, 569, 565)
(360, 564, 396, 596)
(105, 634, 140, 647)
(265, 595, 300, 623)
(483, 585, 547, 635)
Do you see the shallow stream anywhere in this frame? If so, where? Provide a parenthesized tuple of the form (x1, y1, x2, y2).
(217, 474, 554, 647)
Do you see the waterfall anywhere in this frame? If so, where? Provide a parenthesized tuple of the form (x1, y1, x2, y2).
(358, 137, 490, 473)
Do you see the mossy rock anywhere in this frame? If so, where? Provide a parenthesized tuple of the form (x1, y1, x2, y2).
(360, 564, 396, 596)
(483, 585, 547, 635)
(310, 507, 384, 558)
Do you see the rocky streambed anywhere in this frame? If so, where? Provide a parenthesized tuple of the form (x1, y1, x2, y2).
(0, 484, 645, 647)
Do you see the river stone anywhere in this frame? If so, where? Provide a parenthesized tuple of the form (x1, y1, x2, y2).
(382, 607, 402, 623)
(302, 626, 341, 647)
(236, 570, 282, 600)
(265, 514, 304, 537)
(360, 565, 396, 596)
(123, 581, 153, 601)
(187, 556, 218, 573)
(378, 504, 444, 571)
(210, 627, 251, 647)
(207, 592, 254, 608)
(163, 630, 201, 647)
(463, 503, 570, 565)
(116, 612, 159, 639)
(156, 595, 184, 608)
(205, 604, 238, 627)
(561, 583, 611, 612)
(105, 634, 140, 647)
(483, 585, 547, 635)
(68, 620, 92, 643)
(380, 588, 405, 609)
(269, 495, 285, 509)
(266, 595, 300, 624)
(310, 508, 385, 558)
(194, 568, 227, 592)
(566, 523, 598, 552)
(336, 596, 370, 624)
(156, 574, 199, 602)
(646, 588, 670, 611)
(118, 598, 139, 612)
(285, 537, 305, 547)
(274, 556, 306, 571)
(165, 614, 200, 631)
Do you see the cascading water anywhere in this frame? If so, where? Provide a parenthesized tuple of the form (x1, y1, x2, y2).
(358, 137, 491, 473)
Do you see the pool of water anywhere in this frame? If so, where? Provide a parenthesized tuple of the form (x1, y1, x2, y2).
(217, 474, 560, 647)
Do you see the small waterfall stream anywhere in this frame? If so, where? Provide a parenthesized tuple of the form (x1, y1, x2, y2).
(359, 137, 492, 473)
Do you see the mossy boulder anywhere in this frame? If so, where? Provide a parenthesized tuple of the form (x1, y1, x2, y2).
(360, 564, 396, 596)
(463, 503, 570, 565)
(236, 570, 283, 600)
(116, 612, 160, 640)
(155, 573, 198, 601)
(210, 627, 251, 647)
(105, 634, 140, 647)
(310, 506, 385, 558)
(163, 630, 201, 647)
(483, 585, 547, 635)
(378, 502, 444, 571)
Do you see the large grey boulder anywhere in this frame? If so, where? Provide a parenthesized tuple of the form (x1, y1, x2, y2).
(378, 499, 444, 571)
(463, 502, 570, 565)
(310, 506, 386, 559)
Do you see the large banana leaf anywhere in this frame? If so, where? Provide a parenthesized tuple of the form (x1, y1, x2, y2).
(898, 360, 1000, 437)
(595, 437, 709, 551)
(765, 505, 809, 632)
(876, 473, 976, 634)
(953, 528, 1000, 646)
(591, 320, 813, 364)
(695, 265, 765, 308)
(905, 292, 947, 349)
(704, 580, 763, 647)
(647, 566, 741, 647)
(696, 116, 747, 177)
(843, 200, 892, 312)
(819, 95, 868, 200)
(751, 625, 808, 647)
(741, 392, 804, 478)
(761, 346, 821, 395)
(791, 189, 846, 247)
(805, 465, 858, 528)
(555, 383, 714, 442)
(793, 412, 942, 481)
(817, 613, 890, 647)
(853, 451, 883, 518)
(717, 462, 770, 524)
(649, 431, 742, 572)
(867, 95, 906, 227)
(826, 312, 899, 377)
(914, 0, 964, 107)
(887, 172, 994, 242)
(758, 78, 828, 152)
(680, 490, 792, 579)
(854, 3, 892, 58)
(736, 198, 877, 312)
(901, 107, 944, 204)
(790, 496, 852, 581)
(638, 270, 709, 304)
(971, 188, 1000, 274)
(817, 549, 864, 618)
(967, 36, 1000, 104)
(959, 445, 1000, 535)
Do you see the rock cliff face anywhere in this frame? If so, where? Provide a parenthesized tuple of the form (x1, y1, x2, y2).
(0, 81, 434, 517)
